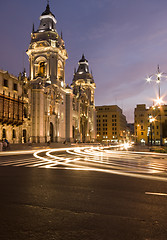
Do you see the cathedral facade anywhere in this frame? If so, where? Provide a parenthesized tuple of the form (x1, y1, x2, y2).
(24, 3, 96, 143)
(0, 4, 96, 144)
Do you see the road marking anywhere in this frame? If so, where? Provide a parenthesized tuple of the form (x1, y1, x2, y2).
(145, 192, 167, 196)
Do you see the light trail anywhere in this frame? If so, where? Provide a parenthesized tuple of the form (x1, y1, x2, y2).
(1, 146, 167, 182)
(32, 146, 167, 182)
(145, 192, 167, 196)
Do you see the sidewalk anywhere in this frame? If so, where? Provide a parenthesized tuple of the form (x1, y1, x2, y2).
(131, 145, 150, 152)
(2, 142, 72, 152)
(0, 142, 100, 153)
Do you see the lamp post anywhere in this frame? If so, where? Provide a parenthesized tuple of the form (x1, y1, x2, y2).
(136, 124, 140, 144)
(146, 65, 165, 146)
(149, 116, 156, 146)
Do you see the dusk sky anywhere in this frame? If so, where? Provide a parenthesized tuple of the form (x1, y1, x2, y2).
(1, 0, 167, 122)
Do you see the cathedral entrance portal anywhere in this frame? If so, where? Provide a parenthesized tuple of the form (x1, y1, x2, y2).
(50, 122, 54, 142)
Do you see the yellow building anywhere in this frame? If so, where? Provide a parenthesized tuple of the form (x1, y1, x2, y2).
(134, 104, 167, 145)
(0, 69, 31, 143)
(96, 105, 127, 143)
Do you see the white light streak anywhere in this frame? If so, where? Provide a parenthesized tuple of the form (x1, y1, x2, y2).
(31, 147, 167, 182)
(145, 192, 167, 196)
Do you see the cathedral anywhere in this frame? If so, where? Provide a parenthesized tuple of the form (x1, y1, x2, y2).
(0, 3, 96, 144)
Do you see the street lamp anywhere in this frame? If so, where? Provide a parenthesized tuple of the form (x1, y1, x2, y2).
(136, 124, 140, 144)
(148, 115, 156, 146)
(146, 65, 166, 145)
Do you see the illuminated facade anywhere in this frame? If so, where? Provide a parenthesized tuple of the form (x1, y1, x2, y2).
(25, 4, 96, 143)
(0, 4, 96, 144)
(135, 104, 167, 145)
(26, 4, 68, 143)
(96, 105, 127, 143)
(70, 55, 96, 142)
(0, 69, 31, 143)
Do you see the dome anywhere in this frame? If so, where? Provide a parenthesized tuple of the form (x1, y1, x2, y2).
(79, 54, 88, 63)
(41, 4, 55, 18)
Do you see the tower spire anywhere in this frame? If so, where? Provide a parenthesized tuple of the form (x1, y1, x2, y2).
(32, 23, 35, 33)
(61, 31, 63, 39)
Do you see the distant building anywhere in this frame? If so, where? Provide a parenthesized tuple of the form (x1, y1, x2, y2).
(127, 123, 135, 142)
(134, 104, 167, 145)
(96, 105, 127, 143)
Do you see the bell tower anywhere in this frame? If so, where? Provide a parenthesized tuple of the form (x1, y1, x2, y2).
(26, 3, 68, 143)
(71, 55, 96, 142)
(27, 3, 68, 86)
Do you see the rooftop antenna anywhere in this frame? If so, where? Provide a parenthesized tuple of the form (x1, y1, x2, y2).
(47, 0, 49, 5)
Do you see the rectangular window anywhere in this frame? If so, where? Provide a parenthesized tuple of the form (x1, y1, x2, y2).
(4, 79, 8, 87)
(13, 83, 18, 91)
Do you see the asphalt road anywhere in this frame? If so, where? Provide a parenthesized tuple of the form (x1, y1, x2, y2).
(0, 147, 167, 240)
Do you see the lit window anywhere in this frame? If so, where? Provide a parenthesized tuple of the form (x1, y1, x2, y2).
(39, 62, 45, 77)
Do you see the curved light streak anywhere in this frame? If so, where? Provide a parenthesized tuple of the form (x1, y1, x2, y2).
(32, 146, 167, 182)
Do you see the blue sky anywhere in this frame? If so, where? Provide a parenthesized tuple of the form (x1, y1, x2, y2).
(1, 0, 167, 122)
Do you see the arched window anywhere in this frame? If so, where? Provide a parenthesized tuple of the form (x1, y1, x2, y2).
(50, 122, 54, 142)
(58, 61, 63, 80)
(39, 62, 45, 77)
(12, 129, 16, 139)
(24, 107, 28, 118)
(2, 129, 6, 139)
